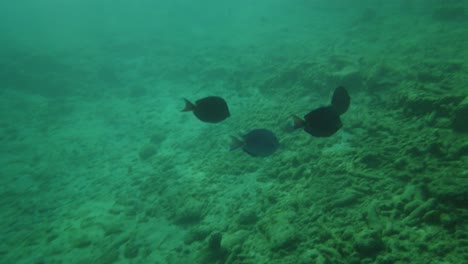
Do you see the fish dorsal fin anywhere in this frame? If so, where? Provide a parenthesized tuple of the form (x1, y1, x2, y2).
(182, 98, 195, 112)
(331, 86, 350, 115)
(292, 115, 305, 129)
(229, 136, 245, 151)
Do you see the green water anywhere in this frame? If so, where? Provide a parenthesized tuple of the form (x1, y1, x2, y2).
(1, 1, 467, 263)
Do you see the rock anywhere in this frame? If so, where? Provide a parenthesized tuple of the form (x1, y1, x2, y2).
(403, 198, 436, 226)
(366, 63, 401, 92)
(102, 224, 123, 237)
(298, 249, 327, 264)
(270, 224, 301, 251)
(206, 233, 229, 263)
(184, 226, 211, 245)
(150, 133, 166, 144)
(440, 213, 457, 231)
(452, 98, 468, 133)
(259, 213, 302, 251)
(453, 144, 468, 158)
(237, 210, 259, 226)
(432, 6, 466, 21)
(71, 235, 92, 248)
(399, 91, 463, 117)
(332, 190, 360, 208)
(353, 230, 385, 258)
(172, 206, 204, 226)
(360, 154, 383, 169)
(123, 241, 139, 259)
(366, 201, 382, 230)
(221, 230, 249, 250)
(404, 200, 423, 214)
(139, 145, 157, 160)
(423, 210, 441, 225)
(94, 248, 119, 264)
(426, 142, 445, 158)
(332, 66, 365, 91)
(208, 233, 223, 252)
(171, 198, 205, 226)
(427, 174, 467, 209)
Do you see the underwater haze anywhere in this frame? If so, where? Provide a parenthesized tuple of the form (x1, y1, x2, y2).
(1, 0, 467, 263)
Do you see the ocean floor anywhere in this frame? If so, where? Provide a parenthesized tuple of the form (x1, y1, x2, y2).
(1, 4, 467, 264)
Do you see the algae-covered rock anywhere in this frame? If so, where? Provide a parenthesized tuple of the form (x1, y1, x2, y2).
(258, 213, 302, 252)
(102, 223, 124, 237)
(237, 209, 259, 226)
(93, 248, 120, 264)
(221, 230, 249, 250)
(172, 203, 204, 226)
(71, 235, 92, 249)
(399, 91, 463, 117)
(332, 189, 360, 208)
(422, 210, 441, 225)
(332, 66, 365, 91)
(298, 249, 327, 264)
(264, 221, 301, 252)
(427, 174, 467, 209)
(402, 198, 437, 226)
(197, 232, 229, 264)
(184, 226, 211, 245)
(453, 143, 468, 159)
(365, 201, 382, 231)
(452, 97, 468, 133)
(432, 6, 466, 21)
(366, 63, 402, 92)
(440, 213, 457, 231)
(139, 145, 157, 160)
(353, 229, 385, 258)
(123, 241, 139, 259)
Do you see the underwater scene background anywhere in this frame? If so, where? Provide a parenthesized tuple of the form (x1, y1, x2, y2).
(1, 0, 467, 263)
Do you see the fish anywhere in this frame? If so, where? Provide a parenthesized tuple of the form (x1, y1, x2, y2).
(182, 96, 230, 123)
(331, 86, 350, 115)
(293, 87, 349, 137)
(230, 129, 279, 157)
(293, 106, 342, 137)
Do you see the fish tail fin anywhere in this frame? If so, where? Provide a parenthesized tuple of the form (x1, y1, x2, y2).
(182, 98, 195, 112)
(292, 115, 305, 129)
(230, 136, 244, 151)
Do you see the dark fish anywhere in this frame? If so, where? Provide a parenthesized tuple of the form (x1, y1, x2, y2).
(331, 86, 350, 115)
(231, 129, 279, 157)
(182, 96, 230, 123)
(293, 86, 350, 137)
(293, 106, 342, 137)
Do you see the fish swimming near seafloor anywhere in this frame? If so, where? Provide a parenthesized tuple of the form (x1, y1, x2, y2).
(230, 128, 280, 157)
(182, 96, 230, 123)
(293, 86, 350, 137)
